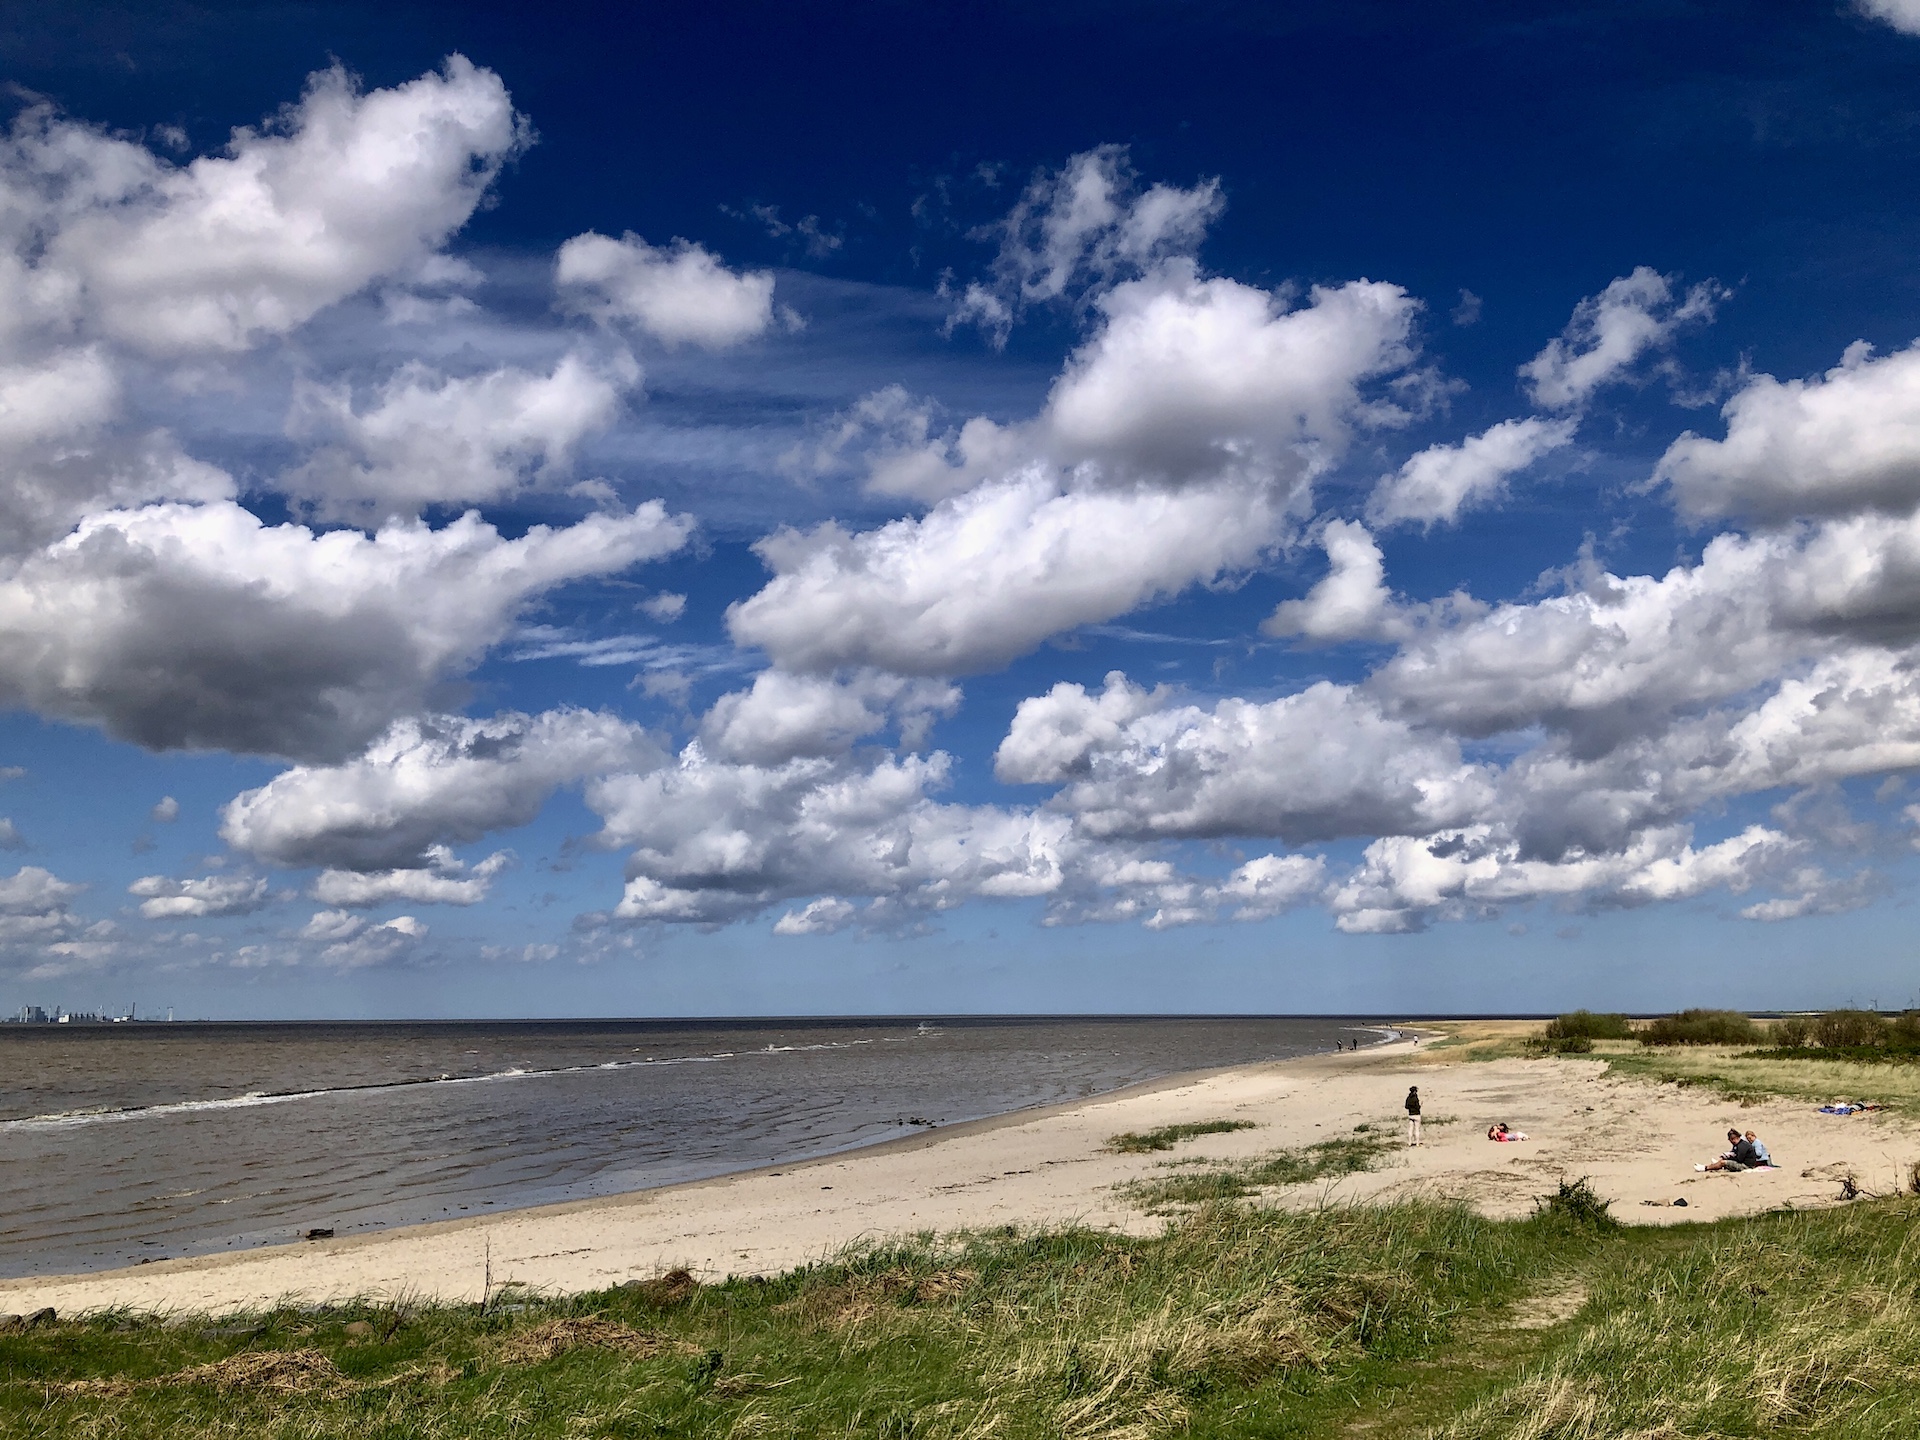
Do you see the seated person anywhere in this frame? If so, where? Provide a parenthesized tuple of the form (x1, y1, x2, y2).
(1486, 1122, 1529, 1141)
(1698, 1128, 1761, 1171)
(1744, 1129, 1771, 1166)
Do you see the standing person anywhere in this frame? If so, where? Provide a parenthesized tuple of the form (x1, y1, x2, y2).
(1405, 1086, 1422, 1146)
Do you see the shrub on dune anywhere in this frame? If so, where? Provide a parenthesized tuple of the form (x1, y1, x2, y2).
(1543, 1011, 1633, 1041)
(1640, 1009, 1757, 1046)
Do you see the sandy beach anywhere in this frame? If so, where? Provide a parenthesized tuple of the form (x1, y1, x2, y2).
(8, 1029, 1916, 1317)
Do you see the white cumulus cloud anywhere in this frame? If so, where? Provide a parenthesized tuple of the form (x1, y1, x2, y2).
(1000, 672, 1490, 844)
(1858, 0, 1920, 35)
(283, 351, 636, 521)
(1658, 340, 1920, 522)
(310, 847, 513, 907)
(1264, 520, 1401, 644)
(556, 231, 775, 347)
(0, 501, 690, 761)
(0, 865, 97, 969)
(948, 144, 1223, 344)
(590, 746, 1074, 925)
(700, 671, 959, 765)
(307, 911, 429, 968)
(1520, 266, 1722, 411)
(8, 56, 525, 354)
(224, 709, 662, 870)
(1367, 417, 1575, 529)
(129, 872, 272, 919)
(1329, 824, 1790, 934)
(729, 471, 1292, 676)
(730, 257, 1421, 675)
(772, 896, 858, 935)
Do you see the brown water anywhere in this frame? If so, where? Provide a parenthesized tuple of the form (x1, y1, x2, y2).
(0, 1015, 1389, 1277)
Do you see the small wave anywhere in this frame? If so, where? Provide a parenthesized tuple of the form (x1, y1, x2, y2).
(4, 1068, 543, 1130)
(1, 1037, 913, 1131)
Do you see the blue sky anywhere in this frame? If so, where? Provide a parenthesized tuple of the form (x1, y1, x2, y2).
(6, 1, 1920, 1018)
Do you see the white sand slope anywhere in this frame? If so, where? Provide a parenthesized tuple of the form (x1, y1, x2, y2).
(5, 1036, 1914, 1317)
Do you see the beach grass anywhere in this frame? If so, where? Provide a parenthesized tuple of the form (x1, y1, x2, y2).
(1603, 1044, 1920, 1109)
(0, 1200, 1574, 1439)
(1409, 1020, 1546, 1062)
(1431, 1197, 1920, 1439)
(1106, 1118, 1256, 1153)
(9, 1196, 1920, 1438)
(1425, 1014, 1920, 1112)
(1119, 1128, 1397, 1211)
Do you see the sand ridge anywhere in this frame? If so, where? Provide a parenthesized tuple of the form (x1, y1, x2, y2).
(6, 1035, 1916, 1316)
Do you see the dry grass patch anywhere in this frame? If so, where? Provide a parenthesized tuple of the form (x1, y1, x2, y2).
(618, 1265, 700, 1306)
(780, 1265, 981, 1329)
(1408, 1021, 1550, 1063)
(57, 1347, 351, 1400)
(487, 1315, 683, 1365)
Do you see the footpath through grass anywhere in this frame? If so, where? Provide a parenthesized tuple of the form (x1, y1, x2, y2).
(9, 1193, 1920, 1439)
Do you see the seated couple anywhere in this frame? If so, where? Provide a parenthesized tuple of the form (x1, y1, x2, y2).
(1697, 1128, 1772, 1172)
(1486, 1123, 1528, 1141)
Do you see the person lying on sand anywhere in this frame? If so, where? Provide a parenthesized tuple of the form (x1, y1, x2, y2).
(1818, 1101, 1887, 1115)
(1486, 1123, 1529, 1142)
(1697, 1129, 1766, 1172)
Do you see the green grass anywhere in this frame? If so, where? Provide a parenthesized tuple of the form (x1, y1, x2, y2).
(1742, 1045, 1920, 1065)
(1410, 1021, 1556, 1063)
(1604, 1044, 1920, 1108)
(1106, 1118, 1257, 1153)
(1433, 1199, 1920, 1439)
(1118, 1129, 1397, 1211)
(9, 1197, 1920, 1438)
(1, 1202, 1560, 1440)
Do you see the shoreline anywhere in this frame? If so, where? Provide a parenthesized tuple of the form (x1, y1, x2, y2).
(0, 1021, 1397, 1282)
(10, 1026, 1912, 1318)
(0, 1036, 1400, 1313)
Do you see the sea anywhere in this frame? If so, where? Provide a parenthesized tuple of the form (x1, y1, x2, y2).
(0, 1015, 1391, 1279)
